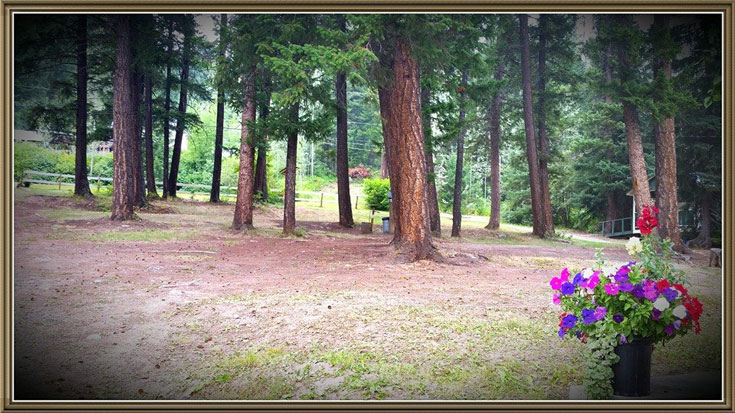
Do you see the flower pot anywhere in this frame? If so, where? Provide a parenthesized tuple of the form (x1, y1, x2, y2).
(611, 337, 653, 397)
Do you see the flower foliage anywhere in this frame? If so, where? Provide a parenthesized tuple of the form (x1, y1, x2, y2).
(550, 206, 701, 398)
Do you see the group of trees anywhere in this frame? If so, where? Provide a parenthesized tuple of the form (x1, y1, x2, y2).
(15, 13, 721, 260)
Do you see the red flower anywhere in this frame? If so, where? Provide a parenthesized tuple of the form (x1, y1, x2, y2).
(683, 296, 703, 321)
(637, 206, 659, 235)
(656, 279, 671, 292)
(673, 283, 688, 296)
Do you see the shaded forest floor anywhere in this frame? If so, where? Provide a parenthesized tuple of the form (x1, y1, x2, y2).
(13, 186, 722, 400)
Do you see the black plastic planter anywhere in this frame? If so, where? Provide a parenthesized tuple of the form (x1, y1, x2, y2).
(612, 337, 653, 397)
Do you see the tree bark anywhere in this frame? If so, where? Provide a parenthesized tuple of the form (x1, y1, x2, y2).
(253, 72, 271, 201)
(536, 15, 554, 235)
(283, 103, 299, 235)
(144, 72, 158, 198)
(378, 37, 438, 260)
(421, 87, 441, 236)
(378, 89, 398, 235)
(653, 15, 685, 252)
(602, 45, 617, 233)
(131, 69, 146, 207)
(232, 65, 257, 230)
(111, 16, 135, 220)
(451, 69, 468, 237)
(615, 23, 655, 221)
(74, 15, 93, 198)
(168, 18, 192, 198)
(689, 192, 712, 248)
(210, 14, 227, 203)
(485, 60, 505, 230)
(161, 19, 174, 199)
(519, 15, 549, 238)
(336, 71, 354, 227)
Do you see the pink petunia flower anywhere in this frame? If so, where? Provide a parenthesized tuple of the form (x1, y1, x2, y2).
(604, 283, 620, 295)
(560, 268, 570, 282)
(552, 294, 561, 305)
(550, 277, 562, 290)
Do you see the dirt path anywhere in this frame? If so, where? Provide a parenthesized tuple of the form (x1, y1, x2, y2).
(12, 189, 722, 400)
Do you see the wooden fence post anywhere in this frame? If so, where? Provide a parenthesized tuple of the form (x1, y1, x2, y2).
(320, 192, 324, 208)
(57, 177, 62, 190)
(355, 196, 359, 210)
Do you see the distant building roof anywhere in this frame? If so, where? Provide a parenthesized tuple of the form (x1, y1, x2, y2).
(14, 129, 45, 143)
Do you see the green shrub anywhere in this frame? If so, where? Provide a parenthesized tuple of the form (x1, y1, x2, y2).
(363, 178, 390, 211)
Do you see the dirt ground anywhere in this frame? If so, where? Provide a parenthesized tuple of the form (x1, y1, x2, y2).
(12, 187, 722, 400)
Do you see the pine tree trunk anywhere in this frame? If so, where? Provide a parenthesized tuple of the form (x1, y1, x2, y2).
(131, 69, 146, 207)
(161, 20, 173, 199)
(253, 72, 271, 201)
(690, 192, 712, 248)
(168, 19, 192, 198)
(233, 65, 257, 230)
(653, 15, 685, 252)
(144, 72, 158, 198)
(111, 15, 135, 221)
(536, 15, 554, 236)
(336, 71, 354, 227)
(519, 14, 548, 238)
(603, 45, 616, 232)
(210, 14, 228, 203)
(379, 37, 438, 260)
(283, 103, 299, 235)
(421, 87, 441, 236)
(451, 69, 468, 237)
(378, 88, 398, 235)
(485, 60, 504, 230)
(74, 15, 93, 198)
(616, 30, 655, 220)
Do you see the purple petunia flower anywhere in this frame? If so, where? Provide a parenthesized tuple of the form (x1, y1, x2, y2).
(620, 334, 628, 344)
(665, 324, 675, 336)
(643, 284, 659, 301)
(576, 330, 582, 339)
(582, 308, 596, 324)
(619, 282, 634, 293)
(613, 314, 624, 323)
(558, 328, 566, 339)
(651, 308, 662, 321)
(662, 288, 678, 302)
(604, 283, 620, 295)
(561, 314, 578, 329)
(561, 282, 575, 295)
(594, 306, 607, 321)
(632, 284, 645, 299)
(615, 266, 631, 283)
(573, 273, 584, 286)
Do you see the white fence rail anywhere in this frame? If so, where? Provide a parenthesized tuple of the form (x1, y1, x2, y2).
(19, 170, 365, 208)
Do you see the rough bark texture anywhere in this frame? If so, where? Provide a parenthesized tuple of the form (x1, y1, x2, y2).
(519, 15, 548, 238)
(168, 20, 192, 198)
(111, 16, 135, 221)
(690, 192, 712, 248)
(210, 14, 227, 203)
(535, 15, 555, 236)
(485, 58, 505, 230)
(616, 34, 654, 219)
(653, 15, 685, 252)
(162, 22, 174, 199)
(161, 20, 173, 199)
(451, 69, 468, 237)
(283, 103, 299, 235)
(232, 66, 257, 230)
(336, 70, 354, 227)
(602, 46, 617, 233)
(74, 15, 93, 198)
(131, 70, 146, 207)
(253, 73, 271, 201)
(144, 73, 158, 198)
(421, 87, 441, 236)
(378, 37, 438, 260)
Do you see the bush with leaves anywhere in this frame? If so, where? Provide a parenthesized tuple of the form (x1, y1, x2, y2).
(362, 178, 390, 211)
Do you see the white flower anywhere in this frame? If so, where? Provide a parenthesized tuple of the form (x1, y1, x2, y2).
(626, 237, 643, 256)
(673, 305, 687, 319)
(654, 296, 671, 311)
(582, 268, 595, 277)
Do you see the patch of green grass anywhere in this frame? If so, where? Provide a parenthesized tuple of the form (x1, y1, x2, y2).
(41, 208, 107, 221)
(322, 350, 375, 374)
(87, 228, 200, 242)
